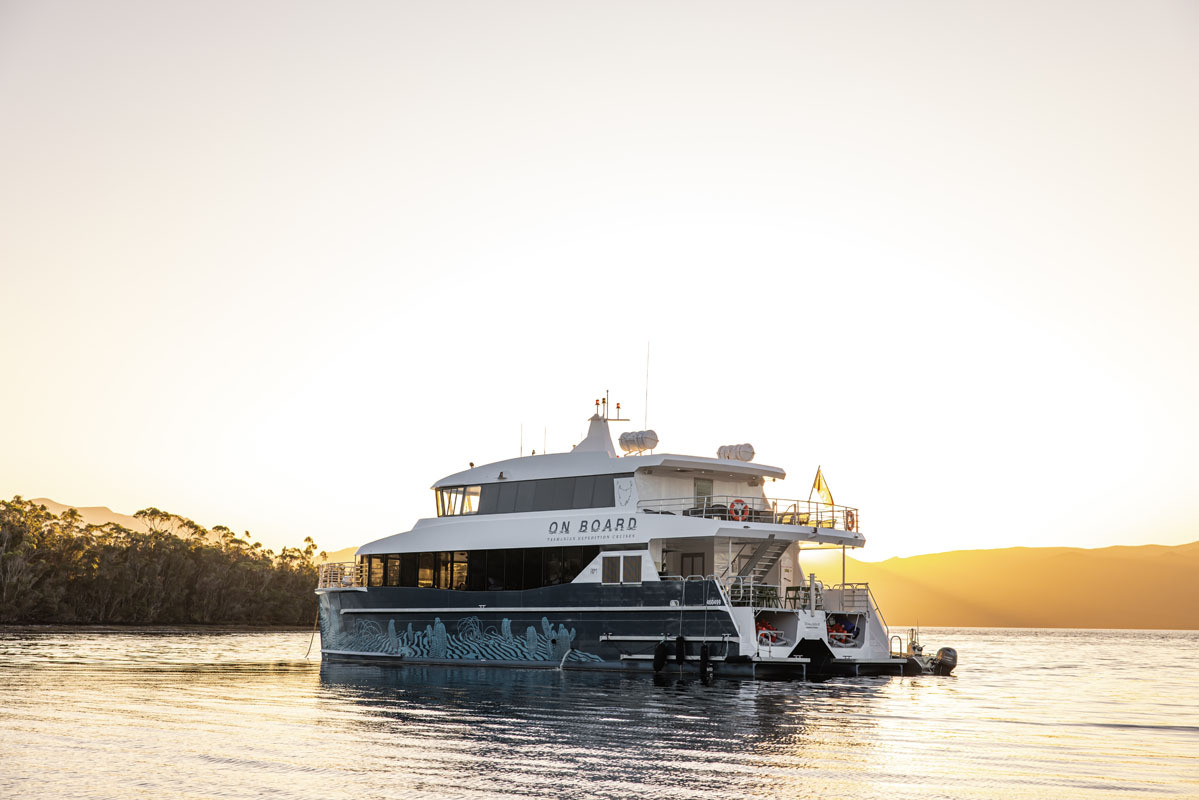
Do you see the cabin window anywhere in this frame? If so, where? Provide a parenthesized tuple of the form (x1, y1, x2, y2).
(681, 552, 705, 577)
(384, 555, 401, 587)
(467, 550, 488, 591)
(602, 556, 621, 584)
(370, 545, 601, 592)
(486, 550, 507, 590)
(400, 553, 419, 587)
(694, 478, 713, 501)
(368, 556, 385, 587)
(504, 548, 524, 590)
(523, 548, 544, 591)
(543, 547, 564, 586)
(418, 553, 434, 588)
(622, 555, 642, 584)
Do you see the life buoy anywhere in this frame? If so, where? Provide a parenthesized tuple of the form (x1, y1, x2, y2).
(730, 499, 750, 521)
(846, 509, 857, 531)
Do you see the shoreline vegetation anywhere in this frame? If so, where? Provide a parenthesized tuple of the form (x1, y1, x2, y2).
(0, 497, 319, 626)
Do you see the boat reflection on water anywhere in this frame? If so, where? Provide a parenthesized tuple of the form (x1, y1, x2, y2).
(316, 660, 900, 797)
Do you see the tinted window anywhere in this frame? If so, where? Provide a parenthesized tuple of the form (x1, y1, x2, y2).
(572, 476, 596, 508)
(592, 475, 615, 507)
(478, 484, 499, 515)
(552, 477, 575, 510)
(418, 553, 434, 588)
(523, 548, 543, 590)
(515, 481, 536, 513)
(496, 482, 518, 513)
(467, 550, 487, 591)
(532, 479, 558, 512)
(543, 547, 564, 586)
(504, 548, 524, 590)
(486, 550, 507, 590)
(400, 553, 419, 587)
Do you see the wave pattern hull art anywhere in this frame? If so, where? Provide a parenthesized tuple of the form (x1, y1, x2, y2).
(316, 406, 957, 678)
(321, 611, 604, 664)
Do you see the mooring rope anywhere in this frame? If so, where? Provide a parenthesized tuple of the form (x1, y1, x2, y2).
(303, 609, 319, 659)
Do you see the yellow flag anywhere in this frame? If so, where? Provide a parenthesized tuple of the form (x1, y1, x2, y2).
(813, 467, 834, 506)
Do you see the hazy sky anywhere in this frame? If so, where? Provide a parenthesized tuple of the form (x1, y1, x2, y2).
(2, 1, 1196, 559)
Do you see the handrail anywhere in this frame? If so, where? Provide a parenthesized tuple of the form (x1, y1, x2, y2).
(637, 495, 860, 532)
(317, 561, 365, 589)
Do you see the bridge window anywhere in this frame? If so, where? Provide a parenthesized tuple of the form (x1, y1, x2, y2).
(436, 474, 631, 517)
(436, 485, 481, 516)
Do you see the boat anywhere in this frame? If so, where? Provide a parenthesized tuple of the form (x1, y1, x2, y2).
(315, 403, 957, 679)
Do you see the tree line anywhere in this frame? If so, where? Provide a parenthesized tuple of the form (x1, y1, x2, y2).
(0, 496, 320, 625)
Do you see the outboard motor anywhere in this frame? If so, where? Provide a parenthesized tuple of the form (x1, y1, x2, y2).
(934, 647, 958, 676)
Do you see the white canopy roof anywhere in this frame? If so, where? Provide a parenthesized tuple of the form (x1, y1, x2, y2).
(432, 415, 786, 488)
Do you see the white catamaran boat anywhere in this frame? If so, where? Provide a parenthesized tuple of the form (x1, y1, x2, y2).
(316, 406, 956, 679)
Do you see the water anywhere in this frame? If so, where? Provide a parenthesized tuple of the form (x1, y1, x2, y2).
(1, 627, 1196, 799)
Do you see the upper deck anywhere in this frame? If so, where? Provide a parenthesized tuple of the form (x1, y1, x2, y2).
(356, 414, 863, 556)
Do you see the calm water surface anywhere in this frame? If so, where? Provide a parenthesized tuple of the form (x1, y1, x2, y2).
(1, 627, 1196, 799)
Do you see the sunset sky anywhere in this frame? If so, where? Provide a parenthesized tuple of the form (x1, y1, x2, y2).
(2, 1, 1195, 560)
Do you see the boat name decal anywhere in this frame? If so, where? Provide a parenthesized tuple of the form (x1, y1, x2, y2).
(547, 517, 637, 535)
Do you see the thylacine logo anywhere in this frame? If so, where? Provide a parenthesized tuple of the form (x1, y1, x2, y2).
(547, 517, 637, 535)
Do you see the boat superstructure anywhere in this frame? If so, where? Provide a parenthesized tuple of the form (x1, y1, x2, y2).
(316, 410, 956, 679)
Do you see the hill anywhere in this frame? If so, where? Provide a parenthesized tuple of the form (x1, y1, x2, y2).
(828, 542, 1199, 629)
(28, 498, 150, 532)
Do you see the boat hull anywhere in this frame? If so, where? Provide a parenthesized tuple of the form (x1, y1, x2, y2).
(317, 582, 914, 679)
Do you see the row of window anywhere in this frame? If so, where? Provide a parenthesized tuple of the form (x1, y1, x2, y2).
(435, 473, 631, 517)
(365, 546, 605, 591)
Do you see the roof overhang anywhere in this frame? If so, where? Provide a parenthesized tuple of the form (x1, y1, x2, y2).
(433, 451, 785, 488)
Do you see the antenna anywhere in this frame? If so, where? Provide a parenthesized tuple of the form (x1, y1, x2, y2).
(603, 389, 629, 421)
(644, 341, 650, 429)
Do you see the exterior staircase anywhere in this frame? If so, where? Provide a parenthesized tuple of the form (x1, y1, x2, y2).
(735, 535, 790, 584)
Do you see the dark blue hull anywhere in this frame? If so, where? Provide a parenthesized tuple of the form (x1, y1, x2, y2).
(318, 580, 757, 676)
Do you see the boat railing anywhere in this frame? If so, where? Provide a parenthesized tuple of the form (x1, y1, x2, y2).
(826, 582, 872, 614)
(726, 576, 785, 608)
(637, 495, 860, 532)
(657, 574, 732, 606)
(317, 561, 365, 589)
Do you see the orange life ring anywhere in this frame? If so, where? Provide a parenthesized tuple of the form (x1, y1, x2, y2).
(846, 509, 857, 531)
(730, 499, 749, 521)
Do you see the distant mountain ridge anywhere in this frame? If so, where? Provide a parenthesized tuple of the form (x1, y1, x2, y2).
(835, 542, 1199, 630)
(29, 498, 151, 532)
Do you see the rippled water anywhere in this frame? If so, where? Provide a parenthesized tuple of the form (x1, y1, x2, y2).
(1, 627, 1196, 799)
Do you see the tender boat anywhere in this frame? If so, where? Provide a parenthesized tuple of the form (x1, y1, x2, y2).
(316, 406, 957, 679)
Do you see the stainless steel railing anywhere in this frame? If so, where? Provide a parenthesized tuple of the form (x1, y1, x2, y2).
(317, 561, 365, 589)
(637, 495, 860, 531)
